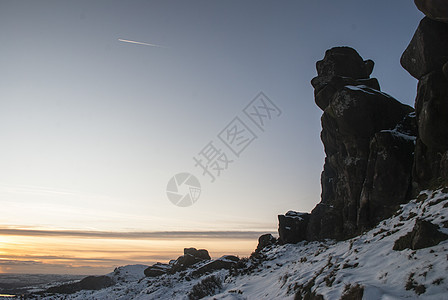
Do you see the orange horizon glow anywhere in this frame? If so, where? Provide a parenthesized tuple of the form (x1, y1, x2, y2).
(0, 231, 264, 275)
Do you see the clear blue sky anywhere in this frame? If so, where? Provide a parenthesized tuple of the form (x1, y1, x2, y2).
(0, 1, 422, 273)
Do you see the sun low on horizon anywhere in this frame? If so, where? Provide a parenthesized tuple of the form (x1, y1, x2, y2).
(0, 1, 421, 275)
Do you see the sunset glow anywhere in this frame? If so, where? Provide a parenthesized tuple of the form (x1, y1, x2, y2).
(0, 231, 259, 274)
(0, 0, 420, 276)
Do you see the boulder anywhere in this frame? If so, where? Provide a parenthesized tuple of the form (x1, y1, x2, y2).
(326, 85, 413, 138)
(256, 233, 276, 252)
(192, 255, 239, 277)
(169, 248, 211, 273)
(311, 76, 380, 111)
(184, 248, 211, 260)
(393, 219, 448, 250)
(402, 19, 448, 190)
(46, 275, 114, 294)
(170, 254, 205, 273)
(415, 0, 448, 23)
(415, 71, 448, 150)
(144, 263, 171, 277)
(358, 125, 416, 229)
(278, 211, 310, 244)
(307, 203, 343, 241)
(315, 47, 374, 80)
(401, 17, 448, 80)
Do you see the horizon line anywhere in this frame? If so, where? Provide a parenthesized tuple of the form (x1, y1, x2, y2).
(0, 228, 276, 240)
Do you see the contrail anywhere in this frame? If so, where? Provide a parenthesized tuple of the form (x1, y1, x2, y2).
(118, 38, 167, 48)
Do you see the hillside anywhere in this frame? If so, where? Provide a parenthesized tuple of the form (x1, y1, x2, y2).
(20, 2, 448, 299)
(27, 188, 448, 299)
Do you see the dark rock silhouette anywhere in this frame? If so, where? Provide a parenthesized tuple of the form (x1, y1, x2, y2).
(142, 248, 241, 279)
(414, 0, 448, 23)
(278, 47, 416, 243)
(256, 233, 277, 251)
(278, 211, 309, 244)
(358, 115, 416, 229)
(311, 47, 414, 240)
(192, 255, 239, 277)
(46, 275, 114, 294)
(168, 248, 211, 274)
(401, 16, 448, 190)
(184, 248, 211, 260)
(144, 262, 171, 277)
(393, 219, 448, 250)
(277, 0, 448, 245)
(144, 247, 211, 277)
(401, 17, 448, 80)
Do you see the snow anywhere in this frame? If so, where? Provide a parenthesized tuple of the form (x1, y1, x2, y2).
(380, 129, 416, 142)
(285, 211, 307, 220)
(30, 189, 448, 299)
(345, 85, 394, 100)
(109, 265, 148, 283)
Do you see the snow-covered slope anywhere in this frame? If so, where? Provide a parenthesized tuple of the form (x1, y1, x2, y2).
(34, 189, 448, 300)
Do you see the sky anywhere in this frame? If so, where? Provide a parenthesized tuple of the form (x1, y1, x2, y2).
(0, 1, 422, 274)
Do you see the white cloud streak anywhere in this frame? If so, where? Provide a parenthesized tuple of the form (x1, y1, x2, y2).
(118, 38, 168, 48)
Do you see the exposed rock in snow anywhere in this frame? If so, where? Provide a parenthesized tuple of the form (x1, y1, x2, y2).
(111, 265, 148, 283)
(255, 233, 276, 252)
(278, 211, 310, 244)
(303, 47, 416, 241)
(29, 189, 448, 299)
(401, 15, 448, 191)
(393, 219, 448, 251)
(45, 275, 114, 294)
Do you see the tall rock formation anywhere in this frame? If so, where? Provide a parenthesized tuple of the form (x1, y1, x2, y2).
(401, 16, 448, 190)
(308, 47, 415, 240)
(278, 47, 416, 243)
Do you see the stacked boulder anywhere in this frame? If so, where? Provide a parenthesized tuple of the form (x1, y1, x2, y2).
(401, 11, 448, 190)
(144, 247, 240, 278)
(144, 247, 211, 277)
(278, 47, 416, 242)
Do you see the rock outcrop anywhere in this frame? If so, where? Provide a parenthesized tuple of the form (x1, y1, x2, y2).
(310, 48, 415, 240)
(278, 0, 448, 245)
(144, 262, 171, 277)
(400, 17, 448, 80)
(192, 255, 239, 277)
(144, 248, 210, 277)
(393, 219, 448, 251)
(278, 47, 416, 243)
(255, 233, 277, 252)
(46, 275, 114, 294)
(401, 17, 448, 191)
(414, 0, 448, 23)
(278, 211, 309, 244)
(168, 248, 210, 274)
(142, 247, 243, 280)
